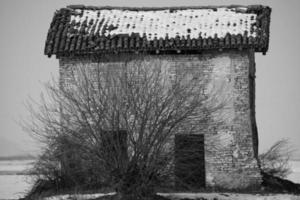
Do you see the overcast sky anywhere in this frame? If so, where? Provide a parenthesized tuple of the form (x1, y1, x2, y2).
(0, 0, 300, 158)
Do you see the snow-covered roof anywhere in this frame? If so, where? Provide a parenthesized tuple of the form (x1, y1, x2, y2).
(45, 5, 271, 57)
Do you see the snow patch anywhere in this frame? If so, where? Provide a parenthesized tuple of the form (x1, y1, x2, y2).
(43, 192, 116, 200)
(70, 8, 257, 40)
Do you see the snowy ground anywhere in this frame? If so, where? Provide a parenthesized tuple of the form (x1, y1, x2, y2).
(159, 193, 300, 200)
(0, 175, 31, 200)
(43, 192, 116, 200)
(0, 160, 34, 199)
(41, 192, 300, 200)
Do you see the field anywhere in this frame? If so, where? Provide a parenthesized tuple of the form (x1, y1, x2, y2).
(0, 160, 300, 199)
(0, 160, 34, 199)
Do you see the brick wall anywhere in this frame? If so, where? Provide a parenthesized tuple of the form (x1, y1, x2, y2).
(59, 50, 261, 189)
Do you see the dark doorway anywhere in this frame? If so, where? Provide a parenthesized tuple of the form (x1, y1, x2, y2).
(175, 134, 205, 189)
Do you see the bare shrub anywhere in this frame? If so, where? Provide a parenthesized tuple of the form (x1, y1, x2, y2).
(24, 57, 223, 199)
(259, 139, 294, 178)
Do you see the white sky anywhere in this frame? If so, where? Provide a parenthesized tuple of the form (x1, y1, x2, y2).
(0, 0, 300, 158)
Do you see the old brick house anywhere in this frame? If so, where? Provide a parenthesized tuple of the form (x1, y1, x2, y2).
(44, 5, 271, 189)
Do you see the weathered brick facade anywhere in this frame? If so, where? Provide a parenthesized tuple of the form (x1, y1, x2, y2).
(58, 50, 261, 189)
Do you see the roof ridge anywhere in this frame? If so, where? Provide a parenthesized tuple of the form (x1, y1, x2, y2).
(65, 4, 269, 12)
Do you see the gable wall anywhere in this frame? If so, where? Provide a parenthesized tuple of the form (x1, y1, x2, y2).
(59, 50, 261, 189)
